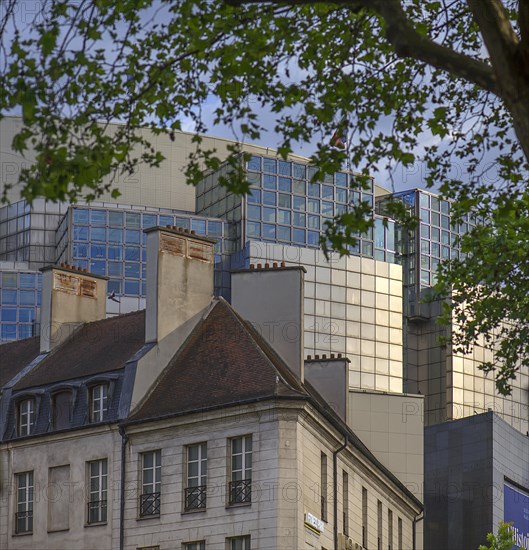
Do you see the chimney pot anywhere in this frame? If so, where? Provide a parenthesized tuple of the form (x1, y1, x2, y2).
(315, 354, 320, 360)
(322, 354, 327, 359)
(250, 264, 255, 269)
(191, 230, 196, 235)
(307, 355, 312, 360)
(281, 261, 286, 267)
(330, 353, 335, 359)
(337, 353, 342, 358)
(265, 263, 270, 269)
(273, 262, 278, 268)
(166, 224, 171, 229)
(257, 263, 262, 269)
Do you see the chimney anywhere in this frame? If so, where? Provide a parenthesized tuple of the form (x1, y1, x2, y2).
(304, 355, 350, 422)
(39, 264, 108, 353)
(231, 265, 306, 382)
(145, 226, 215, 342)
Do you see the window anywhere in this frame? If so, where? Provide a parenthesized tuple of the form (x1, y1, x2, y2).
(227, 535, 251, 550)
(90, 384, 108, 423)
(185, 443, 207, 511)
(388, 509, 393, 550)
(229, 435, 252, 505)
(52, 391, 72, 430)
(87, 459, 107, 524)
(17, 398, 35, 436)
(15, 471, 33, 534)
(183, 542, 205, 550)
(321, 452, 327, 521)
(140, 451, 161, 517)
(343, 471, 349, 536)
(362, 487, 368, 548)
(398, 517, 402, 550)
(377, 500, 383, 550)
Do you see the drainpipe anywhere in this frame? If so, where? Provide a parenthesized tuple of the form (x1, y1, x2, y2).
(119, 425, 129, 550)
(333, 435, 348, 550)
(413, 511, 424, 550)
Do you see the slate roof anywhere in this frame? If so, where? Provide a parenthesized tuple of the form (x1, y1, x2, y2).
(15, 310, 146, 390)
(0, 337, 41, 388)
(130, 299, 306, 421)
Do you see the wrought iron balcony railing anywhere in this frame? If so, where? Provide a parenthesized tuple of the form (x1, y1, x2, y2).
(140, 492, 161, 517)
(15, 510, 33, 534)
(185, 485, 207, 510)
(228, 479, 251, 505)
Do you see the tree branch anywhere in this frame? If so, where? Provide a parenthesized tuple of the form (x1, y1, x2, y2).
(519, 0, 529, 59)
(225, 0, 499, 94)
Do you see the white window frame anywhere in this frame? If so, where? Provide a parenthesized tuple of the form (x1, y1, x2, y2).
(15, 471, 33, 534)
(88, 459, 108, 524)
(17, 398, 35, 436)
(227, 535, 251, 550)
(90, 384, 108, 423)
(231, 435, 252, 482)
(229, 435, 252, 505)
(140, 450, 161, 516)
(185, 443, 207, 510)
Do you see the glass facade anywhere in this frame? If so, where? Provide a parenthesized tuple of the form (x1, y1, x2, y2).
(0, 267, 41, 341)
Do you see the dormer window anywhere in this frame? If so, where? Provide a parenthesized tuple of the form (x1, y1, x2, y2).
(17, 398, 35, 436)
(52, 391, 72, 430)
(90, 384, 108, 423)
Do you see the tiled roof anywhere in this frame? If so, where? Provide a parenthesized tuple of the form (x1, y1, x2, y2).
(0, 337, 40, 388)
(130, 299, 306, 421)
(15, 310, 146, 390)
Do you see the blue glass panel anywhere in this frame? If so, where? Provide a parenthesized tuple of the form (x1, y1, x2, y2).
(248, 189, 261, 204)
(293, 179, 306, 195)
(247, 222, 261, 238)
(1, 308, 16, 321)
(263, 175, 276, 190)
(262, 207, 276, 223)
(125, 247, 140, 261)
(362, 194, 373, 207)
(441, 200, 450, 214)
(293, 228, 306, 244)
(293, 212, 306, 227)
(431, 212, 440, 227)
(419, 193, 429, 208)
(308, 199, 320, 214)
(247, 155, 261, 171)
(141, 282, 147, 296)
(1, 290, 17, 304)
(124, 280, 140, 295)
(336, 204, 346, 215)
(2, 273, 17, 288)
(441, 215, 450, 229)
(375, 218, 385, 248)
(73, 243, 88, 260)
(441, 246, 450, 259)
(432, 243, 440, 257)
(141, 265, 146, 279)
(19, 273, 36, 288)
(142, 214, 157, 228)
(108, 211, 124, 227)
(107, 245, 122, 260)
(362, 241, 373, 257)
(307, 183, 320, 197)
(73, 226, 89, 241)
(91, 244, 106, 259)
(247, 173, 260, 187)
(421, 240, 430, 254)
(141, 248, 147, 262)
(18, 308, 34, 322)
(125, 229, 140, 244)
(336, 173, 347, 187)
(159, 215, 174, 227)
(248, 205, 261, 221)
(125, 212, 141, 228)
(279, 161, 291, 176)
(191, 219, 207, 235)
(387, 221, 395, 251)
(277, 226, 291, 242)
(91, 227, 106, 242)
(263, 191, 276, 206)
(262, 224, 276, 239)
(307, 231, 320, 246)
(336, 188, 347, 204)
(108, 262, 123, 277)
(431, 227, 440, 242)
(321, 202, 334, 216)
(76, 260, 88, 270)
(90, 209, 107, 226)
(73, 209, 89, 224)
(1, 324, 17, 340)
(208, 221, 223, 236)
(263, 158, 277, 174)
(108, 279, 122, 294)
(90, 261, 107, 275)
(277, 210, 291, 225)
(278, 193, 291, 209)
(441, 231, 450, 245)
(322, 185, 334, 201)
(278, 177, 291, 193)
(308, 215, 320, 230)
(125, 263, 140, 278)
(420, 209, 430, 223)
(293, 196, 306, 211)
(293, 163, 306, 179)
(18, 324, 33, 339)
(175, 217, 190, 229)
(350, 191, 360, 205)
(108, 228, 123, 243)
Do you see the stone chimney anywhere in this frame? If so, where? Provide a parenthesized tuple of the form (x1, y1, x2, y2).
(39, 264, 108, 353)
(145, 226, 215, 343)
(231, 264, 305, 382)
(304, 355, 350, 422)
